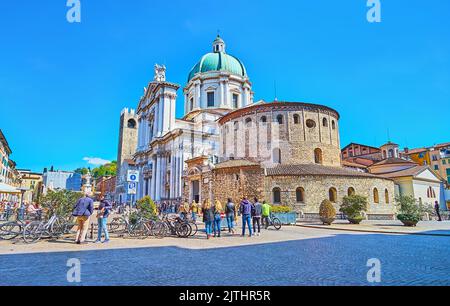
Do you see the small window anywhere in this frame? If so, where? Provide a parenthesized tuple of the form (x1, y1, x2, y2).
(293, 114, 300, 124)
(314, 148, 323, 164)
(385, 189, 390, 204)
(273, 148, 281, 164)
(245, 118, 252, 127)
(273, 187, 281, 204)
(322, 118, 328, 127)
(260, 116, 267, 123)
(234, 121, 239, 131)
(233, 94, 239, 108)
(373, 188, 379, 203)
(207, 92, 215, 107)
(329, 188, 337, 203)
(348, 187, 355, 196)
(190, 98, 194, 111)
(276, 115, 283, 125)
(127, 119, 136, 129)
(332, 120, 336, 130)
(296, 187, 305, 203)
(306, 119, 316, 128)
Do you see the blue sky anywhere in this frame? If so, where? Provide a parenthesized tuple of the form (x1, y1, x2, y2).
(0, 0, 449, 173)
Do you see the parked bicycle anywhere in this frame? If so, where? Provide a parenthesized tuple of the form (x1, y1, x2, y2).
(22, 214, 75, 244)
(267, 214, 282, 230)
(161, 214, 191, 238)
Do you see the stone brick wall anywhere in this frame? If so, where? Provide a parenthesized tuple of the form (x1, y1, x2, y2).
(264, 175, 396, 217)
(219, 104, 341, 167)
(211, 166, 265, 205)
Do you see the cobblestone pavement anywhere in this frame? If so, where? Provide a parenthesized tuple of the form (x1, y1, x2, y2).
(1, 225, 450, 286)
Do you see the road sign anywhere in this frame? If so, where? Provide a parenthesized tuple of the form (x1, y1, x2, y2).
(127, 170, 139, 182)
(127, 182, 137, 195)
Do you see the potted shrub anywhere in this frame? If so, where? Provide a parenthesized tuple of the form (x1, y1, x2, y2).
(271, 205, 297, 225)
(396, 195, 431, 227)
(319, 199, 336, 225)
(339, 195, 368, 224)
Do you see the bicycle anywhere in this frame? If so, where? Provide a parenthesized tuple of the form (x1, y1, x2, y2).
(22, 214, 74, 244)
(265, 214, 282, 230)
(0, 210, 41, 241)
(161, 214, 191, 238)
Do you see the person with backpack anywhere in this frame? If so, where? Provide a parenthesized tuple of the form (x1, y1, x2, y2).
(95, 196, 112, 243)
(225, 198, 236, 234)
(252, 198, 263, 236)
(72, 192, 94, 244)
(240, 197, 253, 237)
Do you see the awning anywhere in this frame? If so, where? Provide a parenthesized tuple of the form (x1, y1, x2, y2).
(0, 182, 21, 194)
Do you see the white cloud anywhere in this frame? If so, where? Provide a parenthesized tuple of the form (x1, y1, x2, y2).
(83, 157, 111, 166)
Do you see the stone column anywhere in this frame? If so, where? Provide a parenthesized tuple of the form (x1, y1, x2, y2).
(154, 155, 161, 201)
(153, 104, 159, 137)
(219, 81, 225, 107)
(225, 82, 230, 108)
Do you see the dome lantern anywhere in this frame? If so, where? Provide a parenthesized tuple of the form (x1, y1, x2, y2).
(213, 35, 226, 53)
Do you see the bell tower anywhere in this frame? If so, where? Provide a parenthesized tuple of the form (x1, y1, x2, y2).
(117, 108, 138, 170)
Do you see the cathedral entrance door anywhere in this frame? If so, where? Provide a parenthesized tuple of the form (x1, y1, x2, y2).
(192, 180, 200, 203)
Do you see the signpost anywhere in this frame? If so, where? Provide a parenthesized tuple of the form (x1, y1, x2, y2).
(127, 170, 139, 206)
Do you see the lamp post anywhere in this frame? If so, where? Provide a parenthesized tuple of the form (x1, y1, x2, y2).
(17, 187, 29, 220)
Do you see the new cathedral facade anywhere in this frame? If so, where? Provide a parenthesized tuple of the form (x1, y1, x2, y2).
(132, 36, 397, 219)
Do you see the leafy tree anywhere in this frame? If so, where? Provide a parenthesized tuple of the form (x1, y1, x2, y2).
(39, 190, 83, 221)
(74, 168, 89, 175)
(91, 161, 117, 179)
(396, 195, 432, 224)
(340, 195, 368, 218)
(136, 196, 157, 219)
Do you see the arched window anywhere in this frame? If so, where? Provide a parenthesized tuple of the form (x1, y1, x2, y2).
(273, 187, 281, 204)
(234, 121, 239, 130)
(373, 188, 379, 204)
(273, 148, 281, 164)
(260, 116, 267, 123)
(388, 149, 394, 158)
(127, 119, 136, 129)
(332, 120, 336, 130)
(314, 148, 323, 164)
(348, 187, 355, 196)
(293, 114, 300, 124)
(322, 118, 328, 127)
(296, 187, 305, 203)
(329, 187, 337, 203)
(385, 189, 390, 204)
(276, 115, 283, 125)
(245, 118, 252, 127)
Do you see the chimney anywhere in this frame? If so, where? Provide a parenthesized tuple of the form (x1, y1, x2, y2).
(404, 147, 409, 154)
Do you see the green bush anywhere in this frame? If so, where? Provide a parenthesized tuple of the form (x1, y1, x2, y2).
(39, 190, 83, 221)
(136, 196, 157, 220)
(396, 195, 431, 224)
(271, 205, 292, 213)
(319, 199, 336, 219)
(340, 195, 368, 219)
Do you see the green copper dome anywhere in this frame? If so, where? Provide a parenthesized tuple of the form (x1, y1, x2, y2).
(187, 36, 247, 82)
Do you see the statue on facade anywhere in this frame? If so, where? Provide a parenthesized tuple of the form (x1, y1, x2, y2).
(154, 64, 166, 82)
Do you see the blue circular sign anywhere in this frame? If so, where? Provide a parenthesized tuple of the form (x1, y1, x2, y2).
(130, 175, 137, 181)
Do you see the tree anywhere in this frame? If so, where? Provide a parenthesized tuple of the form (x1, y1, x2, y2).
(340, 195, 368, 218)
(39, 190, 83, 221)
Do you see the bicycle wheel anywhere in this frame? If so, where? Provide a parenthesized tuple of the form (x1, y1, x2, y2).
(175, 222, 190, 238)
(0, 222, 22, 240)
(150, 221, 167, 239)
(50, 219, 65, 238)
(188, 221, 198, 236)
(272, 218, 282, 230)
(23, 221, 44, 244)
(109, 217, 123, 233)
(128, 222, 145, 238)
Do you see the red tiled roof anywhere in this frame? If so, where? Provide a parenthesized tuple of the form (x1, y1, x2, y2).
(371, 158, 417, 167)
(266, 164, 384, 179)
(377, 165, 441, 180)
(341, 160, 368, 169)
(404, 148, 427, 155)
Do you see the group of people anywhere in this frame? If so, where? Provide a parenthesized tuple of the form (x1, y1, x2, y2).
(0, 200, 42, 220)
(197, 197, 272, 239)
(71, 192, 112, 245)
